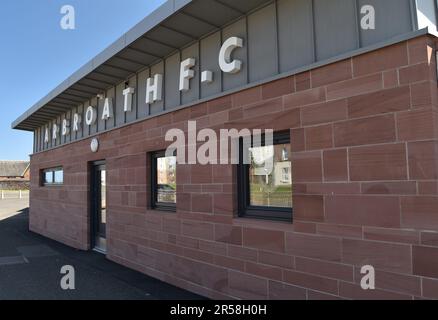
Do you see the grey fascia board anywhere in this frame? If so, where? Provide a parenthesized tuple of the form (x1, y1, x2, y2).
(12, 0, 193, 130)
(29, 29, 434, 154)
(11, 9, 433, 130)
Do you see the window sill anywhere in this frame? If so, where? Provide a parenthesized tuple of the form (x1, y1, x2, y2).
(233, 216, 293, 232)
(146, 208, 176, 215)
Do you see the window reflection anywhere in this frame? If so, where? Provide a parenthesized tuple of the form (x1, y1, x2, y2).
(54, 170, 63, 184)
(156, 156, 177, 204)
(101, 170, 106, 224)
(44, 171, 53, 185)
(43, 168, 63, 186)
(248, 143, 292, 208)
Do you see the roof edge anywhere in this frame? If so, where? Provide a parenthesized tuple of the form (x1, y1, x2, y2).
(28, 29, 434, 155)
(12, 18, 435, 131)
(11, 0, 193, 130)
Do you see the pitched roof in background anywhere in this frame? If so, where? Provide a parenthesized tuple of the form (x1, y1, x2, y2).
(0, 161, 30, 177)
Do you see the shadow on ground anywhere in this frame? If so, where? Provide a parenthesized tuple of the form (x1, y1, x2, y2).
(0, 205, 205, 300)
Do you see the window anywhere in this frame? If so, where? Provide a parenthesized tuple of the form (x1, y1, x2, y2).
(238, 132, 292, 222)
(281, 167, 291, 183)
(151, 151, 177, 211)
(42, 167, 64, 186)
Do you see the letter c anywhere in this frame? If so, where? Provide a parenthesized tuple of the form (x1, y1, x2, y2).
(218, 37, 243, 74)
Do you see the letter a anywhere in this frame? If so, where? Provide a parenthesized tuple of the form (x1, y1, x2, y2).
(361, 5, 375, 30)
(60, 5, 75, 30)
(360, 265, 375, 290)
(60, 265, 76, 290)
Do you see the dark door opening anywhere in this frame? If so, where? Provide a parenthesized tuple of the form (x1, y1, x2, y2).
(91, 161, 107, 253)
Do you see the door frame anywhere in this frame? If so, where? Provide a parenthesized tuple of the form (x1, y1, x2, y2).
(90, 160, 106, 252)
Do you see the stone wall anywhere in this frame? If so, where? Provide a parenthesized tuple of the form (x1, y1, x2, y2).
(29, 35, 438, 300)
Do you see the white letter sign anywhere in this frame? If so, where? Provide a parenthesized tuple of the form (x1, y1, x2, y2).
(52, 123, 60, 140)
(85, 106, 97, 126)
(62, 119, 70, 136)
(219, 37, 243, 74)
(146, 74, 163, 104)
(123, 87, 135, 112)
(201, 71, 213, 84)
(44, 127, 49, 143)
(101, 98, 113, 120)
(179, 58, 196, 91)
(37, 34, 253, 146)
(73, 113, 81, 132)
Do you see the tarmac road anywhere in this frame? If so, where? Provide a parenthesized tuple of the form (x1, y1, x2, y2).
(0, 198, 204, 300)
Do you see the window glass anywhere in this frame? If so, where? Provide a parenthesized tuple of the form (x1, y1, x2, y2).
(42, 167, 63, 186)
(238, 132, 292, 221)
(248, 143, 292, 208)
(157, 156, 177, 204)
(54, 170, 63, 184)
(44, 171, 53, 184)
(152, 152, 177, 211)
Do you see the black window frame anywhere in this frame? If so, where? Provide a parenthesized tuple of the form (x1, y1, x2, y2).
(238, 131, 293, 222)
(41, 167, 64, 186)
(150, 150, 177, 212)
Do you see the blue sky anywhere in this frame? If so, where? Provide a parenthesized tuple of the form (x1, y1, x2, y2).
(0, 0, 166, 160)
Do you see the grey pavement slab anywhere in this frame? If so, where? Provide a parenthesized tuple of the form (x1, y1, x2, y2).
(0, 198, 29, 218)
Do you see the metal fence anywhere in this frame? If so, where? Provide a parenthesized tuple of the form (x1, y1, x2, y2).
(0, 190, 30, 200)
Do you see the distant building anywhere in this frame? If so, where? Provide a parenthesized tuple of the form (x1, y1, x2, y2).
(0, 161, 30, 190)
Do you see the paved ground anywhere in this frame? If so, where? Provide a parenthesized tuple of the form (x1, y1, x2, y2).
(0, 199, 204, 300)
(0, 198, 30, 219)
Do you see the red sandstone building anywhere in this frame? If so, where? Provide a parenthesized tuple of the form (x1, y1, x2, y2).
(12, 0, 438, 299)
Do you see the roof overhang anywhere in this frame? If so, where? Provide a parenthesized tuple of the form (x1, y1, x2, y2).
(12, 0, 272, 131)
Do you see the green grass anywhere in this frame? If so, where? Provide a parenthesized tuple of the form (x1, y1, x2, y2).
(249, 184, 292, 207)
